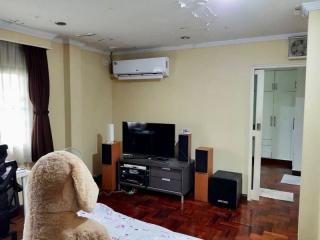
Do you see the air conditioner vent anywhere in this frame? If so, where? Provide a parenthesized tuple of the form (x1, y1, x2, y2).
(113, 57, 169, 80)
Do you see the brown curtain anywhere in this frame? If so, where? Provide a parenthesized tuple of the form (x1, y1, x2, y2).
(23, 45, 53, 162)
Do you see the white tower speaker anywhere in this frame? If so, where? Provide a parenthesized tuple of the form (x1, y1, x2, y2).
(107, 123, 115, 143)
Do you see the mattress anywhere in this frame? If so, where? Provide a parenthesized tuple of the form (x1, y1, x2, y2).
(78, 203, 201, 240)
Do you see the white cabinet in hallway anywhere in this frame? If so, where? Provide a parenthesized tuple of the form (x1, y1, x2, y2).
(262, 69, 297, 161)
(262, 71, 274, 158)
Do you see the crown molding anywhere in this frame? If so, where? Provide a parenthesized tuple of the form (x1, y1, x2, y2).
(0, 20, 108, 54)
(0, 18, 307, 56)
(52, 37, 109, 54)
(68, 39, 108, 54)
(301, 1, 320, 17)
(113, 32, 307, 55)
(0, 19, 57, 40)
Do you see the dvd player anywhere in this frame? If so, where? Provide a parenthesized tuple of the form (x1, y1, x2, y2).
(119, 162, 149, 187)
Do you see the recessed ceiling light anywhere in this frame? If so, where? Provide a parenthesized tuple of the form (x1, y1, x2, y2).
(55, 21, 67, 26)
(109, 46, 118, 49)
(75, 33, 97, 37)
(180, 36, 191, 40)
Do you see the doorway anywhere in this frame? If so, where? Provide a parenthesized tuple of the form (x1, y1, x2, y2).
(248, 65, 306, 202)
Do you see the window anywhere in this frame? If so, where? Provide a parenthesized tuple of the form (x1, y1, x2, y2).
(0, 41, 32, 163)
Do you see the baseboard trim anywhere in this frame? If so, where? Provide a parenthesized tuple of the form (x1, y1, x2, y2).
(241, 194, 248, 202)
(261, 158, 292, 169)
(292, 170, 301, 176)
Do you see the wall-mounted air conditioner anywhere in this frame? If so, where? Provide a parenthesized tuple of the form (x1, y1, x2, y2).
(113, 57, 169, 80)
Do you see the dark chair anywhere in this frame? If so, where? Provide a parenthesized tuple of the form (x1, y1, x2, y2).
(0, 145, 22, 240)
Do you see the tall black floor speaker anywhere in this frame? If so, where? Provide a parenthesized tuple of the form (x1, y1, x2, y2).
(194, 147, 213, 202)
(102, 142, 120, 191)
(178, 134, 191, 162)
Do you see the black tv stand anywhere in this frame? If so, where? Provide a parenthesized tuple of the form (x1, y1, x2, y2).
(118, 158, 194, 204)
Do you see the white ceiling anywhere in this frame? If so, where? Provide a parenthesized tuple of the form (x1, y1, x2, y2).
(0, 0, 312, 52)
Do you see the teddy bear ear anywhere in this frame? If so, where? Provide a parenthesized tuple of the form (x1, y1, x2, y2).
(68, 152, 99, 212)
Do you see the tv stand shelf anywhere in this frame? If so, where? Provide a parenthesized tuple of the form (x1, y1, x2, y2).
(118, 158, 194, 203)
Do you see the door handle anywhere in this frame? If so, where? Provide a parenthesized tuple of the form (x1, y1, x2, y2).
(256, 123, 261, 131)
(273, 116, 276, 127)
(270, 116, 273, 127)
(293, 118, 295, 130)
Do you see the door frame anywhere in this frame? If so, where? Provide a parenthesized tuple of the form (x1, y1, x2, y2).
(248, 63, 306, 201)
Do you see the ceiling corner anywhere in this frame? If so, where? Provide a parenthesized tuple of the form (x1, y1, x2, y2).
(0, 19, 57, 40)
(301, 1, 320, 17)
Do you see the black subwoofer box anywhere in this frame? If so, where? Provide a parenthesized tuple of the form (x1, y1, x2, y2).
(208, 170, 242, 209)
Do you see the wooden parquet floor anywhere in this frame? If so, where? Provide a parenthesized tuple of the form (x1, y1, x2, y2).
(5, 161, 299, 240)
(98, 189, 297, 240)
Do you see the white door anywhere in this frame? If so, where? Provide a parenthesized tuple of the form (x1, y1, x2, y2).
(262, 92, 273, 158)
(262, 71, 274, 158)
(292, 67, 306, 171)
(293, 98, 304, 170)
(272, 70, 296, 161)
(249, 70, 264, 200)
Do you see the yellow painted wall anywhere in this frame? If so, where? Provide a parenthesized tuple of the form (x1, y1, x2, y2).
(298, 10, 320, 240)
(112, 40, 305, 193)
(0, 28, 112, 175)
(61, 45, 112, 175)
(0, 28, 51, 49)
(70, 46, 113, 174)
(47, 42, 66, 150)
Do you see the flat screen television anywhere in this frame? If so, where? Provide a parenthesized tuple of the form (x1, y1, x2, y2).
(122, 122, 175, 158)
